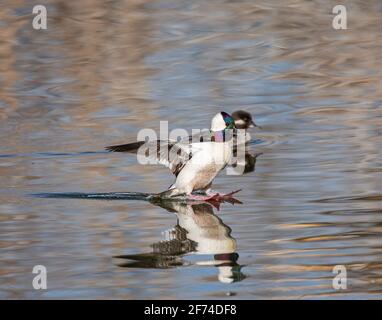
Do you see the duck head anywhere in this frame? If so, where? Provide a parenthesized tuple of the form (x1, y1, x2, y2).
(232, 110, 261, 129)
(211, 111, 236, 131)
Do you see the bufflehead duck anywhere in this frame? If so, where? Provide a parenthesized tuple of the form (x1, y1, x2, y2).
(232, 110, 261, 143)
(106, 112, 240, 201)
(232, 110, 260, 129)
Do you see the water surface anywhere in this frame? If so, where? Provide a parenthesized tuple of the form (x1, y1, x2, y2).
(1, 0, 382, 299)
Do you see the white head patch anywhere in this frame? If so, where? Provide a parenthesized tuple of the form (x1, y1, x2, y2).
(210, 113, 226, 131)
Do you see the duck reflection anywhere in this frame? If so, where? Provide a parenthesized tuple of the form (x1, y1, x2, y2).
(229, 148, 262, 176)
(115, 201, 245, 283)
(242, 151, 262, 174)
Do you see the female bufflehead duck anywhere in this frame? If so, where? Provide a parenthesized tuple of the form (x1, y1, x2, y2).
(232, 110, 261, 143)
(106, 112, 240, 201)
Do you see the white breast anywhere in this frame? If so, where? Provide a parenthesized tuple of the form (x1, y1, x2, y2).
(190, 141, 232, 165)
(174, 141, 233, 193)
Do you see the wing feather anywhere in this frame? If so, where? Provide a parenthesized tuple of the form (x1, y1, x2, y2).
(105, 140, 193, 176)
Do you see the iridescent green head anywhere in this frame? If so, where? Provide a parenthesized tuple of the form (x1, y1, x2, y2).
(211, 111, 236, 131)
(221, 111, 236, 129)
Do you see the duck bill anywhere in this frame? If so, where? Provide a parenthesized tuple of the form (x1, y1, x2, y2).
(250, 120, 262, 129)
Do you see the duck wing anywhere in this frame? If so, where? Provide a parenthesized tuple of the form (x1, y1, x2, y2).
(105, 128, 213, 152)
(106, 139, 196, 177)
(105, 141, 146, 153)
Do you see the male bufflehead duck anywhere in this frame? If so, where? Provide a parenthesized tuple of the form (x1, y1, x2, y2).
(106, 112, 240, 201)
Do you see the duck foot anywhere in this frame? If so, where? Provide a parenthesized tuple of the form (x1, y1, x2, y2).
(206, 189, 242, 199)
(186, 189, 242, 207)
(186, 194, 218, 201)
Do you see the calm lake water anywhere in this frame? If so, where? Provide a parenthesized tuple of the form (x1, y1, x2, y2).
(1, 0, 382, 299)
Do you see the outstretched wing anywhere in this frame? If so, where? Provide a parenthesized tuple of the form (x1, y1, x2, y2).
(105, 140, 195, 176)
(105, 141, 146, 153)
(105, 129, 212, 154)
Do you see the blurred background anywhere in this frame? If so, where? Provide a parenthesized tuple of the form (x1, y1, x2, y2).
(0, 0, 382, 299)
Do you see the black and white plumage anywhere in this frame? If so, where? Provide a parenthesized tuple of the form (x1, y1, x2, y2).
(106, 112, 236, 198)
